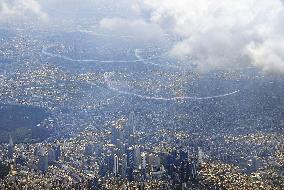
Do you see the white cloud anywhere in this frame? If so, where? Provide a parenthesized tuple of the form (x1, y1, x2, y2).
(0, 0, 47, 23)
(2, 0, 283, 73)
(246, 37, 284, 73)
(140, 0, 284, 73)
(99, 17, 164, 42)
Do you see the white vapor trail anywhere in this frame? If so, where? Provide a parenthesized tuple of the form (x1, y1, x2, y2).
(42, 43, 241, 102)
(78, 29, 136, 39)
(134, 49, 180, 69)
(41, 46, 160, 63)
(103, 74, 240, 102)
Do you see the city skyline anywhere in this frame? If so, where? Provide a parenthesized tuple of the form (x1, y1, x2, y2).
(0, 0, 284, 189)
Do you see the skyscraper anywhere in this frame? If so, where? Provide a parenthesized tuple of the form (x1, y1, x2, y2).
(54, 145, 61, 161)
(85, 144, 94, 157)
(38, 147, 48, 173)
(125, 111, 136, 139)
(134, 146, 141, 169)
(95, 143, 103, 157)
(198, 147, 203, 164)
(7, 135, 14, 160)
(126, 147, 135, 181)
(127, 147, 135, 168)
(141, 152, 147, 170)
(189, 162, 198, 181)
(113, 154, 119, 176)
(111, 124, 119, 145)
(111, 120, 124, 146)
(180, 150, 188, 162)
(106, 152, 114, 176)
(120, 154, 128, 179)
(48, 148, 56, 164)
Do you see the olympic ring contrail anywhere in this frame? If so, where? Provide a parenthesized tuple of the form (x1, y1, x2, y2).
(42, 40, 241, 102)
(134, 49, 180, 69)
(100, 74, 240, 102)
(41, 46, 160, 63)
(107, 83, 240, 101)
(78, 29, 136, 39)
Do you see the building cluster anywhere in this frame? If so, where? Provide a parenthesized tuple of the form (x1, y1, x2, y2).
(0, 113, 209, 190)
(95, 114, 205, 189)
(1, 24, 284, 190)
(1, 109, 284, 189)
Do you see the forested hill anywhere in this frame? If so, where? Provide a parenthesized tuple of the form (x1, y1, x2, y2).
(0, 104, 50, 143)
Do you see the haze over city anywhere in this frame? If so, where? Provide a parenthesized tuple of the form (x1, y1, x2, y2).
(0, 0, 284, 189)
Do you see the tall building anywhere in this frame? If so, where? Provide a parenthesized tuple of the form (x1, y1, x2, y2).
(180, 160, 191, 183)
(180, 150, 188, 162)
(128, 134, 138, 146)
(117, 141, 127, 156)
(187, 147, 196, 161)
(85, 144, 94, 157)
(126, 147, 135, 181)
(106, 152, 114, 176)
(134, 146, 142, 169)
(99, 160, 108, 177)
(189, 162, 198, 180)
(7, 135, 14, 160)
(111, 121, 124, 145)
(111, 125, 119, 145)
(125, 111, 136, 139)
(127, 147, 135, 168)
(141, 152, 147, 181)
(141, 152, 147, 170)
(34, 145, 40, 157)
(198, 147, 203, 164)
(120, 154, 128, 179)
(113, 154, 119, 176)
(54, 145, 61, 161)
(38, 147, 48, 173)
(95, 143, 103, 157)
(48, 148, 56, 164)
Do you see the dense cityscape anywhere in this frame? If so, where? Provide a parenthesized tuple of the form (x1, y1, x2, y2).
(1, 0, 284, 189)
(1, 110, 284, 189)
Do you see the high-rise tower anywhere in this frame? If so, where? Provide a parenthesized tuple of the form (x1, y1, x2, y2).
(126, 111, 136, 138)
(113, 154, 119, 176)
(38, 147, 48, 173)
(7, 135, 14, 160)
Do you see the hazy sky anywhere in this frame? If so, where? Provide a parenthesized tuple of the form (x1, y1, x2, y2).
(1, 0, 284, 73)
